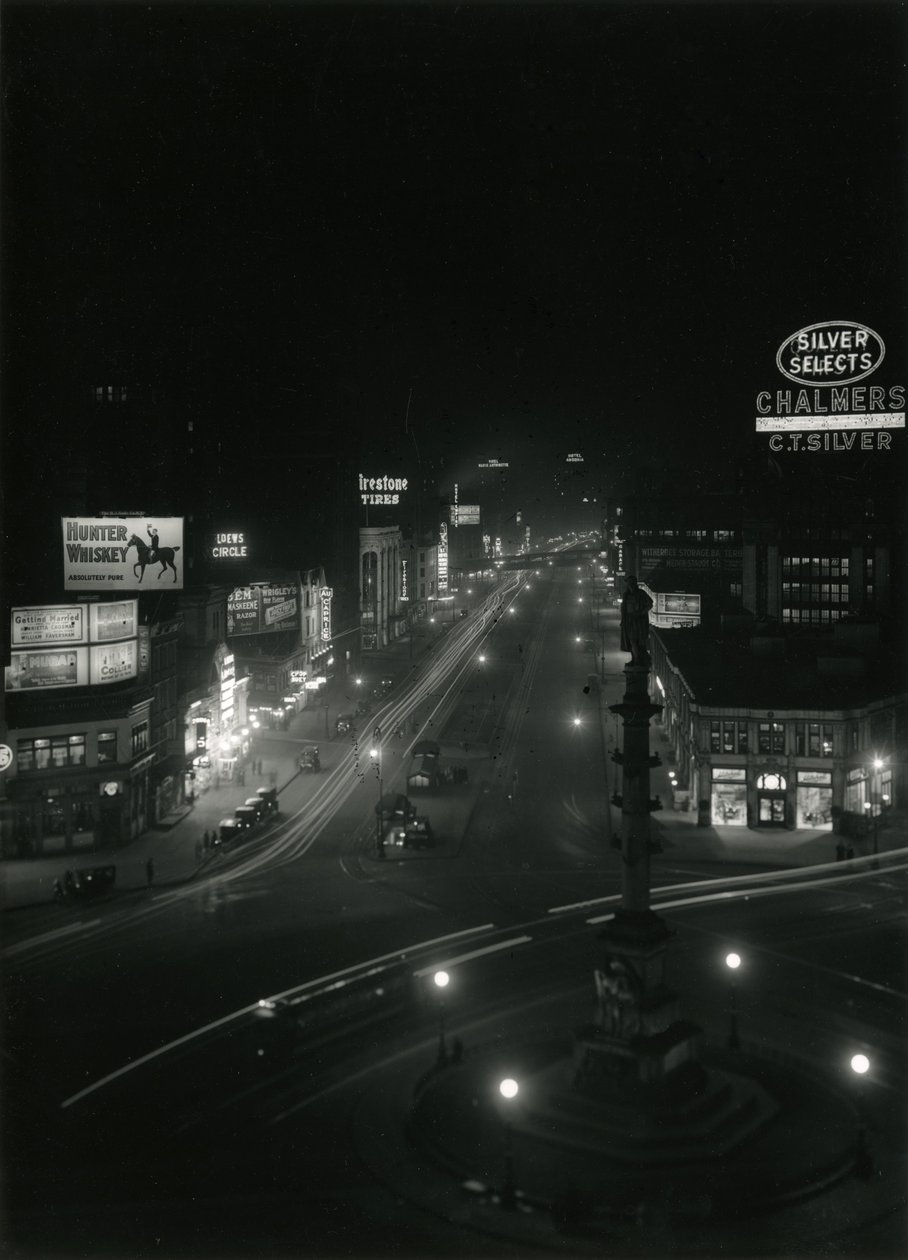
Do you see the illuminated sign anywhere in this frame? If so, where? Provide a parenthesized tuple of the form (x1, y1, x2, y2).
(227, 580, 300, 636)
(358, 474, 408, 506)
(449, 504, 480, 526)
(5, 648, 89, 691)
(400, 558, 409, 602)
(89, 600, 138, 643)
(89, 640, 138, 686)
(662, 593, 701, 616)
(776, 322, 885, 386)
(220, 653, 235, 726)
(62, 517, 184, 590)
(478, 459, 509, 468)
(0, 745, 13, 773)
(438, 522, 449, 593)
(12, 605, 87, 647)
(290, 670, 307, 684)
(566, 452, 584, 462)
(320, 586, 333, 642)
(211, 531, 248, 559)
(754, 321, 904, 452)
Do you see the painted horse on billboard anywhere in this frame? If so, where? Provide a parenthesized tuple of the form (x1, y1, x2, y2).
(126, 534, 181, 583)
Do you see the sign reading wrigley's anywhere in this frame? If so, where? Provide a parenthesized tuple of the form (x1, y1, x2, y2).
(755, 322, 904, 453)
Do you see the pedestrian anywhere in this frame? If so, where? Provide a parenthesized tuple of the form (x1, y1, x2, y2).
(145, 857, 155, 887)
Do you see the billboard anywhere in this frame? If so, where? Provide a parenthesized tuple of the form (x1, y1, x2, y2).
(227, 580, 300, 636)
(89, 600, 139, 642)
(450, 504, 481, 526)
(5, 649, 89, 690)
(358, 474, 408, 506)
(62, 517, 184, 590)
(11, 605, 87, 647)
(89, 640, 139, 686)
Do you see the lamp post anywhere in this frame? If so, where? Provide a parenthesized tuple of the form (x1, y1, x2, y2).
(849, 1053, 873, 1178)
(371, 727, 384, 859)
(725, 952, 741, 1049)
(433, 970, 449, 1065)
(498, 1077, 519, 1209)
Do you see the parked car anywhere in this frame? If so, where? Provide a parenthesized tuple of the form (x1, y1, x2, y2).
(244, 796, 267, 821)
(54, 865, 117, 902)
(256, 786, 279, 814)
(335, 713, 354, 737)
(298, 746, 321, 772)
(218, 818, 241, 845)
(235, 804, 258, 830)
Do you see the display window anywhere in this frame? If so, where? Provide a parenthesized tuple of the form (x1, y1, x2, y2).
(711, 767, 747, 826)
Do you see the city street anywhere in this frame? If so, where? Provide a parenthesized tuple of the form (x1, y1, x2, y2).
(4, 565, 907, 1257)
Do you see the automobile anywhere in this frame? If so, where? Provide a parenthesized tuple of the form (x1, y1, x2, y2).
(244, 796, 267, 821)
(355, 697, 371, 718)
(389, 816, 435, 849)
(335, 713, 355, 737)
(298, 746, 321, 772)
(256, 786, 279, 813)
(218, 818, 241, 845)
(459, 608, 469, 618)
(54, 865, 117, 902)
(412, 739, 441, 758)
(375, 792, 416, 821)
(235, 804, 258, 830)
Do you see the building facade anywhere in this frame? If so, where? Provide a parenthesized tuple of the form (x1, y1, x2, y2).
(359, 525, 403, 650)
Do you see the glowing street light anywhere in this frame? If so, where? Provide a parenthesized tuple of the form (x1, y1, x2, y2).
(372, 727, 384, 860)
(498, 1077, 519, 1208)
(573, 716, 582, 727)
(478, 653, 486, 664)
(724, 952, 741, 1048)
(849, 1053, 873, 1177)
(434, 970, 450, 1064)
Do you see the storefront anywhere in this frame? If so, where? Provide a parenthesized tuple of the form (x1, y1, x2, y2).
(796, 769, 833, 829)
(755, 771, 787, 826)
(710, 767, 747, 826)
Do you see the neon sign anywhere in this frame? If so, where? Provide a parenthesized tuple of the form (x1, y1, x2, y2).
(400, 558, 409, 602)
(320, 586, 333, 642)
(359, 475, 408, 506)
(438, 523, 449, 593)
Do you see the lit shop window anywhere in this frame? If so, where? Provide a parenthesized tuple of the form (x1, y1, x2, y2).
(98, 731, 118, 763)
(131, 722, 149, 757)
(17, 735, 84, 770)
(758, 722, 785, 755)
(795, 723, 834, 758)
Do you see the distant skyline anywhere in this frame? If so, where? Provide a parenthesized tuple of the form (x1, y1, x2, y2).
(3, 1, 906, 529)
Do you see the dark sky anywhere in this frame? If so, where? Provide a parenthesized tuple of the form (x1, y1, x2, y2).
(3, 0, 906, 523)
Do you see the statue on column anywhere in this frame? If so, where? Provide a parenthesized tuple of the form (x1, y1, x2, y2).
(620, 575, 654, 666)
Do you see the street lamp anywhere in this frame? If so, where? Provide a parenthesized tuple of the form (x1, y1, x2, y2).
(433, 970, 450, 1065)
(371, 727, 384, 860)
(498, 1077, 519, 1209)
(849, 1053, 873, 1178)
(724, 952, 741, 1049)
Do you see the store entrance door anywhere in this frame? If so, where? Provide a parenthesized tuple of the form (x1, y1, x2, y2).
(757, 793, 786, 825)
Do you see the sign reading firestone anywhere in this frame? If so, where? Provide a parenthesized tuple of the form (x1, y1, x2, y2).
(755, 321, 904, 453)
(359, 474, 408, 506)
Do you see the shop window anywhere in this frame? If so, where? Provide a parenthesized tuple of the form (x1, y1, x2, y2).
(710, 721, 721, 753)
(98, 730, 118, 763)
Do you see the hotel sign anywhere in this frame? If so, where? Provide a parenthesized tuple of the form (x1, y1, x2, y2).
(755, 321, 904, 452)
(438, 522, 449, 593)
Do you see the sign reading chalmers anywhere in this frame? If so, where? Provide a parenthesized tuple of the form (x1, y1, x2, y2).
(755, 321, 905, 452)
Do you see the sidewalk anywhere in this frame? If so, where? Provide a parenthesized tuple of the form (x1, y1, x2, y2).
(0, 630, 445, 914)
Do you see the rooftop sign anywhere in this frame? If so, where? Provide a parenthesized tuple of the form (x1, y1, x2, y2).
(359, 474, 408, 506)
(755, 320, 904, 453)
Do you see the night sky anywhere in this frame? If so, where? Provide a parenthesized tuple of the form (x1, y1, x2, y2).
(3, 0, 906, 531)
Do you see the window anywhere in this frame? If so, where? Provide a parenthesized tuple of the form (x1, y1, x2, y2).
(98, 731, 118, 763)
(711, 721, 747, 755)
(758, 721, 785, 754)
(730, 582, 742, 598)
(796, 722, 834, 758)
(18, 735, 85, 770)
(131, 722, 149, 757)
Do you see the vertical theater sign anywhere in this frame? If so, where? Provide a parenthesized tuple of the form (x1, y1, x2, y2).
(755, 321, 904, 452)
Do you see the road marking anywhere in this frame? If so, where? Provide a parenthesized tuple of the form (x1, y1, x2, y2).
(3, 918, 101, 957)
(412, 934, 533, 977)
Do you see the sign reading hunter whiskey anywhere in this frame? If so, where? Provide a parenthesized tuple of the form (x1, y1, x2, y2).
(62, 517, 184, 589)
(755, 321, 905, 452)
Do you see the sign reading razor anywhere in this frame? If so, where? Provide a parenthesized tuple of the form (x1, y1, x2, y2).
(227, 581, 300, 636)
(755, 322, 904, 453)
(359, 474, 408, 506)
(62, 517, 184, 589)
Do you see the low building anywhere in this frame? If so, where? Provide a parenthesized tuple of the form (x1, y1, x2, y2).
(650, 619, 906, 836)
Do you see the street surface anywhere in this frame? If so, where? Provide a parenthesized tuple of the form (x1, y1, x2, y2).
(3, 560, 907, 1257)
